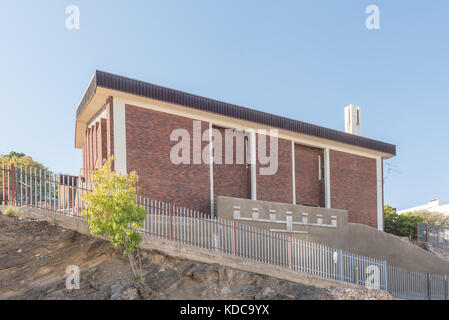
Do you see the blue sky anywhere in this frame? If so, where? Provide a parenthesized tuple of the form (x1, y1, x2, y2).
(0, 1, 448, 210)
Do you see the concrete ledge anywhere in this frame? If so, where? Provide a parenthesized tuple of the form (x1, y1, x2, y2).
(12, 206, 363, 290)
(14, 207, 92, 236)
(140, 237, 362, 290)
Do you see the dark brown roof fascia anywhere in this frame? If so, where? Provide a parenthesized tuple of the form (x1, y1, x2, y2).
(75, 70, 396, 156)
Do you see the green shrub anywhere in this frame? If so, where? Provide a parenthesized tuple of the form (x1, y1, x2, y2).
(384, 205, 449, 240)
(384, 205, 424, 240)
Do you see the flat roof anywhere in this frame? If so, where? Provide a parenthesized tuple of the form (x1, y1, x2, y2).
(76, 70, 396, 156)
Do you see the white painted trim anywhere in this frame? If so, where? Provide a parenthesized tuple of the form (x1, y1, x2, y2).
(112, 98, 127, 174)
(250, 130, 257, 200)
(376, 158, 383, 231)
(291, 141, 296, 205)
(209, 122, 215, 218)
(324, 148, 331, 209)
(80, 90, 393, 160)
(87, 108, 107, 129)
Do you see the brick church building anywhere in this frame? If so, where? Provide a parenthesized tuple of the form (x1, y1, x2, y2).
(74, 70, 396, 230)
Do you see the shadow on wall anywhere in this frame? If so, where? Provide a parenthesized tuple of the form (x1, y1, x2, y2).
(216, 196, 449, 275)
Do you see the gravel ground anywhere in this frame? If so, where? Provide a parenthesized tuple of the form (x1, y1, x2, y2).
(328, 287, 392, 300)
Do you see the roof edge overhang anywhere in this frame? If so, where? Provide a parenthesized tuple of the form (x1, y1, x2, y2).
(74, 70, 396, 158)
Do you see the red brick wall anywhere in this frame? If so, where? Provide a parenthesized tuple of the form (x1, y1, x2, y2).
(92, 119, 107, 169)
(93, 123, 98, 168)
(294, 144, 324, 207)
(125, 105, 211, 213)
(212, 126, 250, 200)
(84, 125, 95, 173)
(87, 127, 91, 170)
(82, 130, 87, 174)
(256, 134, 293, 204)
(82, 98, 113, 177)
(330, 150, 378, 228)
(98, 118, 107, 168)
(89, 125, 93, 170)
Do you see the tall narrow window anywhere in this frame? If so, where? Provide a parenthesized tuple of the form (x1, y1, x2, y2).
(318, 154, 325, 180)
(245, 136, 250, 167)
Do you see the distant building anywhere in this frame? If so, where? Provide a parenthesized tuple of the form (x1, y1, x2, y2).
(398, 200, 449, 215)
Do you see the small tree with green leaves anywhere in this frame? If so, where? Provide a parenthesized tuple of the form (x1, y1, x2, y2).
(0, 151, 45, 170)
(413, 210, 449, 227)
(82, 157, 147, 280)
(0, 151, 50, 202)
(384, 205, 424, 240)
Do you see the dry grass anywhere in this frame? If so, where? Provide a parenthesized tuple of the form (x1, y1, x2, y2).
(1, 206, 18, 217)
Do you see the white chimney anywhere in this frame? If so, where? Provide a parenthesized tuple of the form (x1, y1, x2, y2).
(344, 104, 361, 135)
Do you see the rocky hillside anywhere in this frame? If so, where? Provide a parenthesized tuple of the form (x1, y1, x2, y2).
(0, 212, 390, 300)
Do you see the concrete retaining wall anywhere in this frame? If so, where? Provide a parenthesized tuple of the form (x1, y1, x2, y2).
(216, 196, 348, 233)
(216, 196, 449, 274)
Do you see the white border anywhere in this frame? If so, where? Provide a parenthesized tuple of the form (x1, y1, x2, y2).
(324, 148, 331, 209)
(291, 141, 296, 205)
(78, 89, 393, 161)
(112, 98, 127, 174)
(250, 130, 257, 200)
(376, 157, 383, 231)
(209, 122, 215, 217)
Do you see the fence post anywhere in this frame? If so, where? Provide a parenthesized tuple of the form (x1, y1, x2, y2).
(437, 226, 440, 244)
(332, 251, 338, 279)
(213, 221, 219, 252)
(338, 249, 343, 281)
(11, 165, 14, 206)
(288, 236, 292, 269)
(10, 164, 15, 206)
(7, 164, 11, 205)
(34, 167, 37, 207)
(445, 275, 448, 301)
(383, 261, 388, 292)
(232, 221, 236, 256)
(6, 164, 9, 205)
(427, 273, 431, 300)
(1, 164, 4, 205)
(169, 204, 173, 241)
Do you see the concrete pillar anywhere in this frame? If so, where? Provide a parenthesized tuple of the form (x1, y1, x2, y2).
(324, 148, 331, 209)
(250, 130, 257, 200)
(112, 97, 127, 174)
(376, 157, 383, 231)
(291, 141, 296, 205)
(209, 122, 215, 218)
